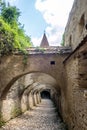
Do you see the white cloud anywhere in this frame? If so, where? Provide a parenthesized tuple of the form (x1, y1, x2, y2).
(4, 0, 74, 46)
(31, 36, 42, 47)
(34, 0, 74, 46)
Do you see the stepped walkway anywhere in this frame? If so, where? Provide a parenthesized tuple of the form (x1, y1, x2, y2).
(1, 99, 67, 130)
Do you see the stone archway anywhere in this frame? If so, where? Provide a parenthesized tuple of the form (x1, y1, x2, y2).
(0, 53, 67, 99)
(0, 72, 61, 122)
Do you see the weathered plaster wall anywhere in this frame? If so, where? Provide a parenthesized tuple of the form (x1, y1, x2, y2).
(64, 0, 87, 50)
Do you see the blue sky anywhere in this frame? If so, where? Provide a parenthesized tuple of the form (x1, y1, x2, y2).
(17, 0, 47, 37)
(5, 0, 74, 46)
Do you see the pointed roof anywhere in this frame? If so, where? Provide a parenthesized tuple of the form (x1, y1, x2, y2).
(40, 33, 49, 48)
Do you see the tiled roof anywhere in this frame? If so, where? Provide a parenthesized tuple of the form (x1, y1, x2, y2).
(14, 46, 72, 55)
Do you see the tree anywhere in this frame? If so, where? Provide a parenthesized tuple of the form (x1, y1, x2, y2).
(61, 33, 65, 46)
(0, 1, 33, 55)
(1, 5, 20, 25)
(0, 0, 6, 13)
(0, 0, 1, 3)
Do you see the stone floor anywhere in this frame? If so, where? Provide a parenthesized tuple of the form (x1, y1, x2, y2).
(1, 99, 67, 130)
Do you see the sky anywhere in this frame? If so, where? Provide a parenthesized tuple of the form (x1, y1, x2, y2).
(5, 0, 74, 46)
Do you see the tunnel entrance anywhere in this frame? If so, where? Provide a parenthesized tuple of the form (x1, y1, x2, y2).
(41, 90, 51, 99)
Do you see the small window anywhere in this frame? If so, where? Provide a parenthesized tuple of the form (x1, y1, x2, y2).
(69, 35, 72, 46)
(50, 61, 55, 65)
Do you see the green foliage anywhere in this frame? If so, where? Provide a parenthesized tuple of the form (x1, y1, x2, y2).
(0, 120, 5, 127)
(0, 18, 16, 54)
(61, 33, 65, 46)
(0, 1, 32, 55)
(35, 47, 46, 53)
(0, 113, 5, 127)
(0, 0, 6, 12)
(11, 106, 21, 118)
(40, 48, 46, 53)
(0, 0, 2, 7)
(0, 119, 5, 127)
(23, 53, 28, 65)
(1, 6, 20, 25)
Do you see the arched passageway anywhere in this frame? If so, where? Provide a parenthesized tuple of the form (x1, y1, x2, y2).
(0, 72, 66, 129)
(41, 90, 51, 99)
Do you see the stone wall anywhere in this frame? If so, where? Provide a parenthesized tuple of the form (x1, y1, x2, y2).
(64, 0, 87, 128)
(64, 0, 87, 50)
(63, 38, 87, 130)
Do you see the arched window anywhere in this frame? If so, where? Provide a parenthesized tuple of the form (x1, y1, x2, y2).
(79, 14, 85, 35)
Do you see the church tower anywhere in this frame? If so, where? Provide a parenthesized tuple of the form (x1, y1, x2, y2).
(40, 32, 49, 48)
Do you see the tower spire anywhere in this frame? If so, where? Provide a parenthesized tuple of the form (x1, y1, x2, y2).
(40, 32, 49, 48)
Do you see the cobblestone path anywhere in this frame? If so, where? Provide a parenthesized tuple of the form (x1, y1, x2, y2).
(1, 99, 67, 130)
